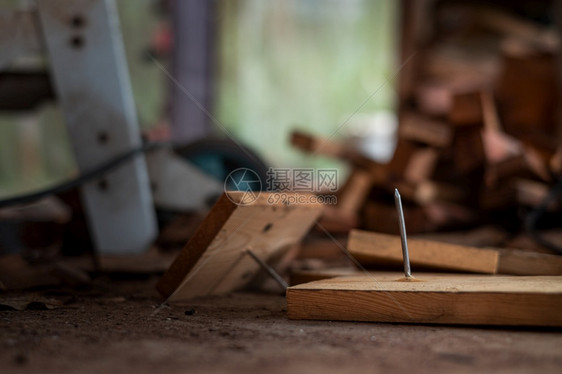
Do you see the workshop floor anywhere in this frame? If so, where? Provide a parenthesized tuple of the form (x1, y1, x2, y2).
(1, 276, 561, 374)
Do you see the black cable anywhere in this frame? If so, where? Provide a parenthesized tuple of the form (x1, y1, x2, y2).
(525, 177, 562, 255)
(0, 141, 169, 209)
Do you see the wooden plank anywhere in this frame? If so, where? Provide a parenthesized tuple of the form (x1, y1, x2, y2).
(291, 250, 562, 286)
(349, 230, 562, 276)
(286, 273, 562, 326)
(498, 250, 562, 276)
(348, 230, 499, 274)
(156, 192, 323, 302)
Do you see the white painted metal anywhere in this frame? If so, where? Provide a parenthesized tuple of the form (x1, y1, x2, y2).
(36, 0, 157, 254)
(146, 148, 222, 212)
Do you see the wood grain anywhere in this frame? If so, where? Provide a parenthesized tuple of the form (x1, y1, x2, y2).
(349, 230, 499, 274)
(497, 250, 562, 276)
(157, 192, 323, 302)
(287, 273, 562, 326)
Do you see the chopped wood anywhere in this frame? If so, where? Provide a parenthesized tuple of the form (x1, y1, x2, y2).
(449, 92, 483, 127)
(316, 206, 358, 234)
(399, 113, 452, 147)
(287, 273, 562, 326)
(290, 130, 381, 171)
(552, 146, 562, 175)
(497, 52, 559, 137)
(386, 139, 418, 180)
(403, 148, 439, 184)
(335, 169, 373, 216)
(362, 201, 434, 235)
(453, 125, 485, 173)
(515, 178, 559, 210)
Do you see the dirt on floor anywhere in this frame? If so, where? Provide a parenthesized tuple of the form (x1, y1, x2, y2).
(1, 275, 562, 374)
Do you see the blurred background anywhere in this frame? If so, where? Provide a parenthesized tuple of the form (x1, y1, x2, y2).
(0, 0, 397, 198)
(0, 0, 561, 260)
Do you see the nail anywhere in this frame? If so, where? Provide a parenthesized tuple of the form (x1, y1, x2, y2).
(394, 188, 412, 278)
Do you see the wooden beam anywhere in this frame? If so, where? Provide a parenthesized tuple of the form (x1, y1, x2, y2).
(498, 250, 562, 276)
(156, 192, 323, 301)
(348, 230, 562, 275)
(349, 230, 499, 274)
(287, 273, 562, 326)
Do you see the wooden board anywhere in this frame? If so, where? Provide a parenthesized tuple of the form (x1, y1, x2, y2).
(156, 192, 323, 302)
(348, 230, 562, 275)
(497, 250, 562, 276)
(287, 273, 562, 326)
(349, 230, 499, 274)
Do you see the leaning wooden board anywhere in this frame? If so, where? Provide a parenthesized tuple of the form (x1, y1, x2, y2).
(157, 192, 323, 302)
(349, 230, 562, 275)
(287, 273, 562, 326)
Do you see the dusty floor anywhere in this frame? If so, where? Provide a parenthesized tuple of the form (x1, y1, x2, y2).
(1, 275, 561, 374)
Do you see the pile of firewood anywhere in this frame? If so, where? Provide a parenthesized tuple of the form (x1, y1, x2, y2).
(290, 1, 561, 236)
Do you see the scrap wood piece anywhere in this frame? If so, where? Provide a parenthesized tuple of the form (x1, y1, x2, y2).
(396, 180, 467, 205)
(362, 201, 434, 235)
(316, 206, 357, 234)
(349, 230, 562, 275)
(551, 146, 562, 175)
(156, 192, 323, 302)
(335, 169, 373, 216)
(403, 147, 440, 185)
(286, 273, 562, 326)
(386, 139, 418, 181)
(497, 250, 562, 276)
(515, 178, 560, 210)
(290, 130, 387, 181)
(452, 125, 486, 173)
(349, 230, 499, 274)
(291, 130, 373, 168)
(399, 113, 452, 147)
(497, 51, 558, 137)
(449, 91, 483, 127)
